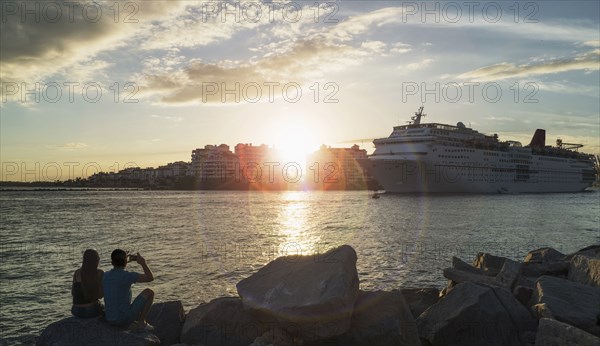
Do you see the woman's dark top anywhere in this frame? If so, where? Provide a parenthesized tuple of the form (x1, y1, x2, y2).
(72, 282, 94, 305)
(72, 270, 103, 305)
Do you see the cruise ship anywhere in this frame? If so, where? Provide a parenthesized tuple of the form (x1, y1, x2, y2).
(363, 107, 598, 193)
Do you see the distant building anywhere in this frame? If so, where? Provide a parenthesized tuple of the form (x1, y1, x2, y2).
(234, 143, 282, 185)
(306, 144, 369, 190)
(156, 161, 192, 178)
(191, 144, 239, 180)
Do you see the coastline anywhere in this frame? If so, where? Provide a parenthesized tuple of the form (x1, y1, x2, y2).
(36, 244, 600, 346)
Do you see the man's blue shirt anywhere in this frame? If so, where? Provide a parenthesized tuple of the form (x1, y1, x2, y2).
(102, 267, 139, 322)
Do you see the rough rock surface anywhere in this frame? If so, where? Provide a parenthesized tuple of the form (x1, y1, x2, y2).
(530, 275, 600, 333)
(147, 301, 185, 346)
(472, 252, 510, 276)
(236, 245, 359, 341)
(36, 317, 160, 346)
(535, 318, 600, 346)
(495, 260, 523, 290)
(525, 247, 566, 263)
(181, 297, 265, 346)
(336, 290, 421, 346)
(442, 267, 498, 287)
(400, 288, 439, 319)
(522, 247, 569, 277)
(566, 245, 600, 261)
(251, 327, 300, 346)
(417, 282, 536, 346)
(452, 256, 483, 274)
(569, 255, 600, 287)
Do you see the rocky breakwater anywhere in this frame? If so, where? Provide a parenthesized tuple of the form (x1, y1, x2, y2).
(37, 244, 600, 346)
(418, 245, 600, 346)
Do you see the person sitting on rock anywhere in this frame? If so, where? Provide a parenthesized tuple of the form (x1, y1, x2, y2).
(72, 249, 104, 318)
(102, 249, 155, 330)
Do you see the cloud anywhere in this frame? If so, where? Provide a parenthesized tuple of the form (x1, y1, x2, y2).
(325, 7, 404, 42)
(457, 50, 600, 81)
(138, 38, 367, 104)
(583, 40, 600, 47)
(0, 1, 186, 94)
(361, 41, 387, 54)
(404, 58, 434, 71)
(58, 142, 88, 149)
(151, 114, 183, 122)
(137, 6, 411, 105)
(390, 42, 413, 54)
(536, 81, 600, 98)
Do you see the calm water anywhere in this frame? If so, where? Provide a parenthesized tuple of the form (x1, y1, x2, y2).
(1, 190, 599, 344)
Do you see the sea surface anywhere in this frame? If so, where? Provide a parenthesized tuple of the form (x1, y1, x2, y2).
(1, 189, 599, 344)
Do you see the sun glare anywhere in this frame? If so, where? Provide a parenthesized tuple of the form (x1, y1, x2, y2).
(272, 117, 319, 166)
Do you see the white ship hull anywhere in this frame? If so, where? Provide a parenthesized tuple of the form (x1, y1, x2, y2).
(363, 107, 597, 194)
(366, 158, 592, 194)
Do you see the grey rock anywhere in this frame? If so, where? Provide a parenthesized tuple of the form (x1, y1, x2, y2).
(513, 285, 534, 306)
(417, 282, 536, 346)
(236, 245, 359, 342)
(442, 267, 498, 287)
(522, 260, 569, 277)
(251, 327, 300, 346)
(36, 316, 160, 346)
(566, 245, 600, 261)
(515, 274, 537, 290)
(496, 260, 523, 290)
(569, 255, 600, 287)
(180, 297, 265, 346)
(400, 288, 439, 319)
(530, 276, 600, 334)
(535, 318, 600, 346)
(336, 290, 421, 346)
(472, 252, 510, 276)
(147, 301, 185, 346)
(438, 280, 456, 299)
(525, 247, 566, 263)
(452, 256, 483, 275)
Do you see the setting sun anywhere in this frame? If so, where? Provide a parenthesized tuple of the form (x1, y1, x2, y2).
(271, 116, 320, 165)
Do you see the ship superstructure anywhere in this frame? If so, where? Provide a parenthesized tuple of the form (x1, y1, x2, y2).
(364, 107, 597, 193)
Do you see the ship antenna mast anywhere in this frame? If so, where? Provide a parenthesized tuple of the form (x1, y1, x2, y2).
(410, 106, 426, 125)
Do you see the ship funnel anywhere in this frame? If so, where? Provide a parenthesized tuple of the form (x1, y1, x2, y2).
(529, 129, 546, 147)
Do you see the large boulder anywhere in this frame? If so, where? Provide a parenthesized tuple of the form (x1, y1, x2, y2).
(442, 267, 498, 287)
(236, 245, 359, 342)
(535, 318, 600, 346)
(472, 252, 511, 276)
(522, 261, 569, 277)
(568, 255, 600, 287)
(444, 256, 521, 290)
(147, 301, 185, 346)
(523, 248, 569, 277)
(495, 260, 523, 290)
(400, 288, 439, 319)
(525, 247, 565, 263)
(181, 297, 265, 346)
(530, 276, 600, 334)
(336, 290, 421, 346)
(452, 257, 483, 275)
(566, 245, 600, 261)
(36, 317, 160, 346)
(417, 282, 536, 346)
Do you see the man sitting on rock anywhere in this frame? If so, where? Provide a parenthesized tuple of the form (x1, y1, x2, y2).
(103, 249, 155, 330)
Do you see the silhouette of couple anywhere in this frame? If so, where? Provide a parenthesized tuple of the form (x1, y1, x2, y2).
(71, 249, 155, 331)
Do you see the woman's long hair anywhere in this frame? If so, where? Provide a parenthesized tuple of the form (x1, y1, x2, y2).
(81, 249, 101, 301)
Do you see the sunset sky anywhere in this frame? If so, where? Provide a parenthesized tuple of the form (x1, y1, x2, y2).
(1, 1, 599, 181)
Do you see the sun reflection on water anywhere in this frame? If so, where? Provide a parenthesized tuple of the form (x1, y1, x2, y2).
(277, 191, 321, 256)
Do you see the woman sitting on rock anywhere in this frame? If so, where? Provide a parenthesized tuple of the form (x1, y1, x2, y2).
(72, 249, 104, 318)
